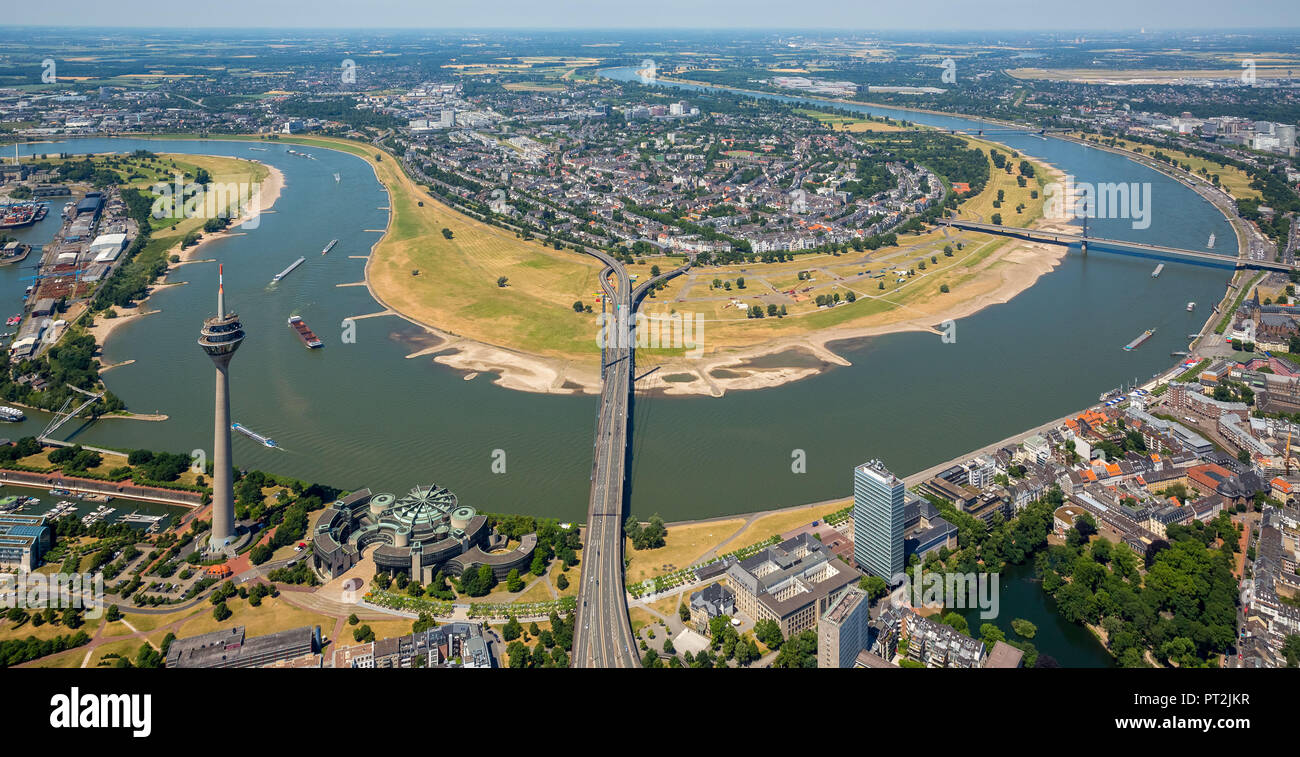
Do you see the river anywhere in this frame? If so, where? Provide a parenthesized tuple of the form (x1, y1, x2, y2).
(3, 77, 1234, 533)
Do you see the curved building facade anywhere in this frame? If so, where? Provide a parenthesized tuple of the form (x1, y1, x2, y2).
(313, 485, 536, 583)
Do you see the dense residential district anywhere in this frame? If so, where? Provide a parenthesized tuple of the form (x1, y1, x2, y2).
(1, 28, 1300, 672)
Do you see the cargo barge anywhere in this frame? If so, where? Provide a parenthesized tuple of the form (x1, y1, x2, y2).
(1151, 263, 1164, 278)
(272, 256, 306, 283)
(1123, 328, 1155, 351)
(288, 315, 323, 348)
(321, 239, 338, 255)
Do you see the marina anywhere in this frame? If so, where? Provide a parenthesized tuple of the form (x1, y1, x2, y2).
(272, 256, 306, 283)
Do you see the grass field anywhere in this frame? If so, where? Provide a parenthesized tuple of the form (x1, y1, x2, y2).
(0, 613, 104, 644)
(175, 596, 332, 640)
(1069, 133, 1260, 203)
(798, 108, 907, 133)
(623, 518, 746, 583)
(267, 136, 608, 361)
(722, 501, 849, 552)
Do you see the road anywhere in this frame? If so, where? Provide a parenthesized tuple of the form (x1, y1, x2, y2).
(572, 251, 688, 668)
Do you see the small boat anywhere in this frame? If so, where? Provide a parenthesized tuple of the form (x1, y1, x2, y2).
(6, 315, 21, 326)
(1151, 264, 1164, 278)
(1187, 301, 1196, 311)
(321, 239, 337, 255)
(333, 172, 341, 182)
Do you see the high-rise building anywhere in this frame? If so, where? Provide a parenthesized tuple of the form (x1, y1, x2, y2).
(198, 264, 244, 553)
(819, 586, 868, 668)
(853, 459, 905, 581)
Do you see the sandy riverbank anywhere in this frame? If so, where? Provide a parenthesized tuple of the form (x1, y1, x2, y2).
(390, 155, 1073, 397)
(390, 215, 1074, 398)
(84, 162, 284, 355)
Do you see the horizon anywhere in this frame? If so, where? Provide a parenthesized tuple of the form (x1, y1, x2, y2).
(10, 0, 1300, 32)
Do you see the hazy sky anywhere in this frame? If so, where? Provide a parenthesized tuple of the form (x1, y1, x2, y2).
(11, 0, 1300, 31)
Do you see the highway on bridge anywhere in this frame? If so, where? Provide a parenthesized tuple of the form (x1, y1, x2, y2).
(572, 250, 689, 669)
(940, 219, 1298, 271)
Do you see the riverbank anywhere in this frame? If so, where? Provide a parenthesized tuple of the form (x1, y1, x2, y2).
(84, 161, 284, 357)
(352, 120, 1076, 396)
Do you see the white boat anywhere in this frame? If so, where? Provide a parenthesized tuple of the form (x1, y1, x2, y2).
(1187, 301, 1196, 311)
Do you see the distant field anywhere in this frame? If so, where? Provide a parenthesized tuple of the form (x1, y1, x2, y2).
(798, 108, 907, 133)
(1007, 66, 1297, 83)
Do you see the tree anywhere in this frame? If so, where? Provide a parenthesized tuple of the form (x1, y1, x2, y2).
(506, 568, 524, 593)
(497, 276, 509, 287)
(347, 613, 359, 626)
(502, 616, 522, 641)
(753, 618, 784, 649)
(556, 572, 569, 591)
(678, 602, 691, 622)
(441, 227, 454, 239)
(1283, 635, 1300, 668)
(212, 602, 232, 622)
(1011, 618, 1037, 639)
(991, 213, 1002, 225)
(858, 575, 888, 601)
(939, 284, 950, 293)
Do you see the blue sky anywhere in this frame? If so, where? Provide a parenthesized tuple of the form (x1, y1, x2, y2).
(11, 0, 1300, 30)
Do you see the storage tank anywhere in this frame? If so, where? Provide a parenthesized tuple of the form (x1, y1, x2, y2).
(369, 493, 395, 517)
(450, 506, 476, 530)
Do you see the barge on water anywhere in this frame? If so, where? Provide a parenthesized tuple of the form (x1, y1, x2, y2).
(272, 256, 306, 283)
(321, 239, 338, 255)
(288, 315, 323, 348)
(1124, 328, 1155, 351)
(232, 422, 279, 448)
(1151, 263, 1164, 278)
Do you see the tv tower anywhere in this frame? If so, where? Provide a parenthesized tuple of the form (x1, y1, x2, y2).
(198, 264, 245, 552)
